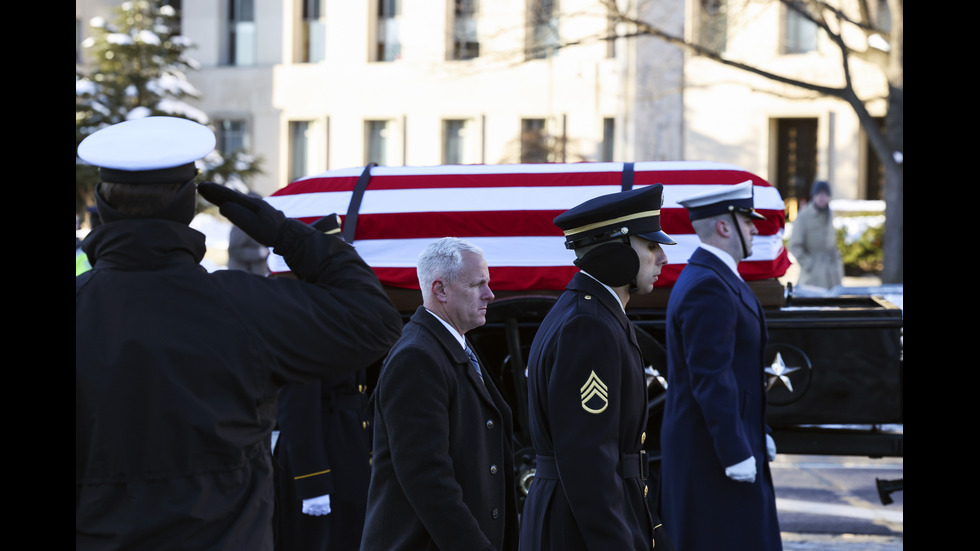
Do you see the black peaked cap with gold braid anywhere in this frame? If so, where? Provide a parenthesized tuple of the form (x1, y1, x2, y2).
(554, 183, 676, 249)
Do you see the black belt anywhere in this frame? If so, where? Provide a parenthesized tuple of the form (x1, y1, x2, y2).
(534, 451, 648, 481)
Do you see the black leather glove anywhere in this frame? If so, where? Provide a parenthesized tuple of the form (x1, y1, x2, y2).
(311, 214, 342, 236)
(198, 182, 287, 247)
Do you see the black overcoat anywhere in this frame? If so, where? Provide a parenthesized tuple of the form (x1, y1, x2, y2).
(76, 218, 402, 550)
(661, 247, 782, 551)
(361, 307, 519, 551)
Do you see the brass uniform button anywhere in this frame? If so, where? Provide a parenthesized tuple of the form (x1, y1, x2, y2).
(641, 432, 646, 445)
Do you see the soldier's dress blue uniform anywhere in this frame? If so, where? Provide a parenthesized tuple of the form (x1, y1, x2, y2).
(520, 183, 676, 551)
(274, 369, 373, 550)
(521, 272, 656, 550)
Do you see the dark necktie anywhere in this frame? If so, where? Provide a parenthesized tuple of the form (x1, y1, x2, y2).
(465, 346, 484, 383)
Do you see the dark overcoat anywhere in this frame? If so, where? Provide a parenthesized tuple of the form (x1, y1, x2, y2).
(76, 218, 402, 550)
(519, 273, 659, 551)
(661, 247, 782, 551)
(361, 307, 519, 551)
(274, 368, 373, 550)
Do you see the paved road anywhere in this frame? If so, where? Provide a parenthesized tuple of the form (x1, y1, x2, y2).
(782, 533, 903, 551)
(773, 454, 903, 550)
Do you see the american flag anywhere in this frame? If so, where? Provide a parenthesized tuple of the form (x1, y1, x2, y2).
(265, 161, 789, 290)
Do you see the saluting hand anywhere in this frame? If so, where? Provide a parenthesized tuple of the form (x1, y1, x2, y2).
(198, 182, 288, 248)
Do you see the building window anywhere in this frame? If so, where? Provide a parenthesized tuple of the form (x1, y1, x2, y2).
(774, 117, 818, 212)
(443, 119, 468, 164)
(162, 0, 183, 33)
(527, 0, 559, 60)
(865, 117, 885, 201)
(216, 119, 249, 154)
(227, 0, 256, 66)
(783, 5, 817, 54)
(375, 0, 402, 62)
(521, 118, 549, 163)
(451, 0, 479, 60)
(302, 0, 327, 63)
(289, 121, 315, 183)
(698, 0, 727, 54)
(602, 118, 615, 162)
(365, 120, 389, 165)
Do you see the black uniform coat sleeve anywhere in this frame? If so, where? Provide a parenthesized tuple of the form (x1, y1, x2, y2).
(361, 307, 519, 551)
(520, 273, 655, 551)
(76, 218, 402, 550)
(274, 369, 373, 551)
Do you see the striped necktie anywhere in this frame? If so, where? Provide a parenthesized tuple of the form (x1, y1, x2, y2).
(465, 346, 484, 382)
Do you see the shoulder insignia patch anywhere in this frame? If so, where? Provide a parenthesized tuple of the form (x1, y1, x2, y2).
(580, 370, 609, 414)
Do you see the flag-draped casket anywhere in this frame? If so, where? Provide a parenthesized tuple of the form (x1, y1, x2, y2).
(265, 161, 790, 290)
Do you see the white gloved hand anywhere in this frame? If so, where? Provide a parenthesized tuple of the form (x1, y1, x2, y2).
(725, 456, 757, 483)
(302, 494, 331, 516)
(766, 434, 777, 462)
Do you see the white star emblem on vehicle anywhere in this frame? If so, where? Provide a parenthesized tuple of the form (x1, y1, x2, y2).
(765, 352, 799, 392)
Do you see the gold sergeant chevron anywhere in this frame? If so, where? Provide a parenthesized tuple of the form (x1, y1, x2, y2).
(579, 370, 609, 414)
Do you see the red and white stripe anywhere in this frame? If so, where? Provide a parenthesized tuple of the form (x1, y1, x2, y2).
(266, 161, 790, 291)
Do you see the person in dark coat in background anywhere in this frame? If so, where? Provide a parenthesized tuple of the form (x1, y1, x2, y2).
(519, 184, 676, 551)
(75, 117, 403, 550)
(274, 368, 374, 550)
(661, 180, 783, 551)
(361, 237, 519, 551)
(227, 191, 270, 275)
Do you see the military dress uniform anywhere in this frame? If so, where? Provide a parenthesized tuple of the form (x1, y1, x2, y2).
(274, 369, 373, 550)
(75, 118, 403, 550)
(519, 184, 676, 551)
(661, 182, 782, 551)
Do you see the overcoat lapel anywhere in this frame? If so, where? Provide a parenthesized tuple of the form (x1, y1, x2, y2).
(410, 307, 498, 407)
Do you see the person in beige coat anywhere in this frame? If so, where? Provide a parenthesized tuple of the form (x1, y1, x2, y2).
(788, 180, 844, 290)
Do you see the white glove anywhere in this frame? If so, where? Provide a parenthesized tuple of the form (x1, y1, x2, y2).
(725, 456, 756, 483)
(302, 494, 332, 516)
(766, 434, 777, 462)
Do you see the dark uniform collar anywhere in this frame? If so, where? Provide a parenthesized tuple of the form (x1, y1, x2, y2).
(81, 218, 207, 271)
(567, 272, 632, 330)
